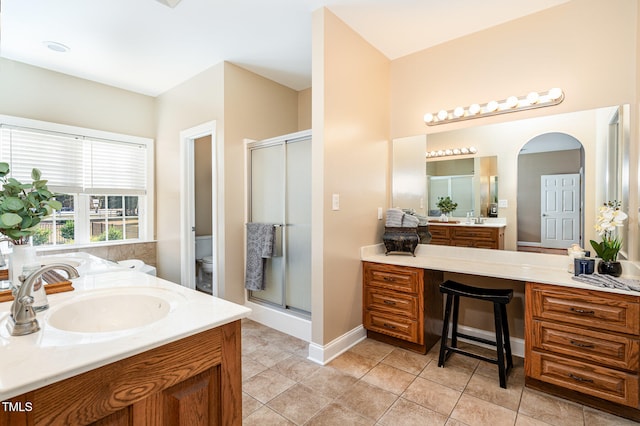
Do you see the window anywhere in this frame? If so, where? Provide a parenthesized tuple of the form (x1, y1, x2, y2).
(0, 115, 154, 247)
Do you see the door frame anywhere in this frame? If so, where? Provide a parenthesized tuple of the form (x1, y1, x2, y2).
(179, 121, 219, 293)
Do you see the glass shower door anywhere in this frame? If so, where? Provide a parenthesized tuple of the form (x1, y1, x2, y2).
(248, 134, 311, 316)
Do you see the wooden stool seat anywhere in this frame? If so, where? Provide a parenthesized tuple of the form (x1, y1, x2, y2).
(438, 280, 514, 388)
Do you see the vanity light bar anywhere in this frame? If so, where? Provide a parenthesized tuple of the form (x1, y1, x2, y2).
(423, 88, 564, 126)
(425, 146, 477, 158)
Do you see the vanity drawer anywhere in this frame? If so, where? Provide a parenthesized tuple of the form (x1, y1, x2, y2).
(528, 350, 639, 407)
(528, 283, 640, 335)
(451, 227, 496, 241)
(531, 319, 640, 371)
(364, 287, 419, 319)
(427, 226, 450, 239)
(364, 310, 421, 343)
(363, 262, 421, 293)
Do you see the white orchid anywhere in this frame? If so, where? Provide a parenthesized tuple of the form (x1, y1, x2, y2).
(591, 201, 627, 262)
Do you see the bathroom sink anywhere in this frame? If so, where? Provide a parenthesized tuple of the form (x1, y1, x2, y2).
(38, 257, 83, 268)
(117, 259, 145, 270)
(47, 292, 170, 333)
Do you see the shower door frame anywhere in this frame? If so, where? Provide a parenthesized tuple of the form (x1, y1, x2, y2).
(246, 130, 311, 318)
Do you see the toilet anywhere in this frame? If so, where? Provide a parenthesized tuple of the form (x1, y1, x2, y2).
(197, 256, 214, 293)
(195, 235, 214, 293)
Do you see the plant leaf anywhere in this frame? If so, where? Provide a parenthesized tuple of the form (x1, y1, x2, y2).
(0, 212, 23, 227)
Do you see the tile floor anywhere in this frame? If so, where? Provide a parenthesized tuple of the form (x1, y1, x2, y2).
(241, 319, 638, 425)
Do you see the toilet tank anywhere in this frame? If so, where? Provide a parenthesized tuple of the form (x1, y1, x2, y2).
(195, 235, 213, 260)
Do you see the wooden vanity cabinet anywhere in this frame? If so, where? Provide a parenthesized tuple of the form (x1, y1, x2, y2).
(525, 282, 640, 420)
(427, 224, 504, 249)
(362, 261, 442, 354)
(1, 321, 242, 426)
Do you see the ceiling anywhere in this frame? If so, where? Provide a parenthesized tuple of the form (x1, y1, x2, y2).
(0, 0, 569, 97)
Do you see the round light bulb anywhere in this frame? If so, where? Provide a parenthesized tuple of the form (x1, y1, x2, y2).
(430, 151, 437, 157)
(437, 150, 444, 156)
(485, 101, 499, 113)
(423, 113, 434, 123)
(453, 148, 461, 155)
(461, 148, 469, 154)
(437, 110, 449, 120)
(445, 149, 453, 156)
(453, 106, 465, 118)
(526, 91, 540, 104)
(468, 104, 481, 115)
(548, 88, 563, 100)
(506, 96, 519, 108)
(469, 147, 478, 154)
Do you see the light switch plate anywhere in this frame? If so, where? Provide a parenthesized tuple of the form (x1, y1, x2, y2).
(332, 194, 340, 211)
(498, 199, 508, 208)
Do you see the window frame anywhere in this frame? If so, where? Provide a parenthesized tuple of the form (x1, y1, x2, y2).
(0, 114, 154, 249)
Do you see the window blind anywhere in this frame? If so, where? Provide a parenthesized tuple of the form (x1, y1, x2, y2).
(0, 125, 147, 195)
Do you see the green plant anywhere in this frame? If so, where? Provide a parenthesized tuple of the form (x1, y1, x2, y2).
(0, 162, 61, 245)
(436, 196, 458, 214)
(32, 227, 51, 246)
(96, 226, 123, 242)
(590, 200, 628, 262)
(60, 220, 75, 241)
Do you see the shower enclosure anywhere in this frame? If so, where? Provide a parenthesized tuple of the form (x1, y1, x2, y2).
(246, 130, 311, 317)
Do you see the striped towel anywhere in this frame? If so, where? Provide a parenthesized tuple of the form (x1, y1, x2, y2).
(572, 274, 640, 292)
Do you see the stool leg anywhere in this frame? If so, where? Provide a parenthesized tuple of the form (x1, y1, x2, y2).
(501, 304, 513, 370)
(451, 295, 460, 348)
(438, 294, 453, 367)
(493, 302, 507, 388)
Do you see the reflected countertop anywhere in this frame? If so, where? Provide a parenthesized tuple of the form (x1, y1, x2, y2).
(0, 261, 251, 400)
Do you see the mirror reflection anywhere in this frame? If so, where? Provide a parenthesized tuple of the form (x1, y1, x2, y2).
(427, 156, 498, 219)
(392, 105, 629, 254)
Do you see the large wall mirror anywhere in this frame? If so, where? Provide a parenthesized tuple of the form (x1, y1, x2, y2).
(392, 104, 630, 256)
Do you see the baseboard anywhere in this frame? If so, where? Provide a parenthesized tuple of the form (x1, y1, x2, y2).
(453, 324, 525, 358)
(244, 301, 311, 342)
(307, 325, 367, 365)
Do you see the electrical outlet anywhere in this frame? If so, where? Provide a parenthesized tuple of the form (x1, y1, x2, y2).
(332, 194, 340, 210)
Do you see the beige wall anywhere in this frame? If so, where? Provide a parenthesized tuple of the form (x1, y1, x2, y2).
(313, 9, 390, 344)
(155, 62, 299, 303)
(155, 63, 225, 283)
(0, 58, 155, 138)
(298, 88, 312, 130)
(388, 0, 639, 339)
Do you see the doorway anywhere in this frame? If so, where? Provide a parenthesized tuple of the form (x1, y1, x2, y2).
(517, 132, 584, 252)
(540, 173, 581, 248)
(180, 121, 219, 293)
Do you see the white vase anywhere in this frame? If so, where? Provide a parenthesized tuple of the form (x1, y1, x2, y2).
(9, 243, 48, 311)
(9, 243, 37, 289)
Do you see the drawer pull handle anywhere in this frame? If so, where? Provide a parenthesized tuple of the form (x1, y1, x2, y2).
(569, 374, 593, 384)
(383, 277, 396, 282)
(383, 323, 397, 330)
(570, 307, 595, 315)
(383, 300, 397, 306)
(570, 340, 595, 349)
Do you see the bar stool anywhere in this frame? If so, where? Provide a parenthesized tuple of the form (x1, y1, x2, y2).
(437, 280, 514, 388)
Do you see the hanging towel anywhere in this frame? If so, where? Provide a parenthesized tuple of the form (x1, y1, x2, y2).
(245, 223, 276, 291)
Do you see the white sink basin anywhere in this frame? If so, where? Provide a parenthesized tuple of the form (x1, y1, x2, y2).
(38, 257, 83, 268)
(47, 292, 170, 333)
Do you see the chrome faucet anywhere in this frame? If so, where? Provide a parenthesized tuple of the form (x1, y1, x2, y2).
(7, 264, 80, 336)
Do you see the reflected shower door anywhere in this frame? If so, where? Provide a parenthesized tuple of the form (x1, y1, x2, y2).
(248, 134, 311, 316)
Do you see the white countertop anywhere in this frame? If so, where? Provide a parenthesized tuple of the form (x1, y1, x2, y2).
(0, 258, 251, 400)
(362, 243, 640, 296)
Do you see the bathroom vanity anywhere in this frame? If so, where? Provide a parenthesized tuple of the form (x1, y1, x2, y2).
(0, 259, 251, 425)
(362, 244, 640, 421)
(427, 222, 505, 249)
